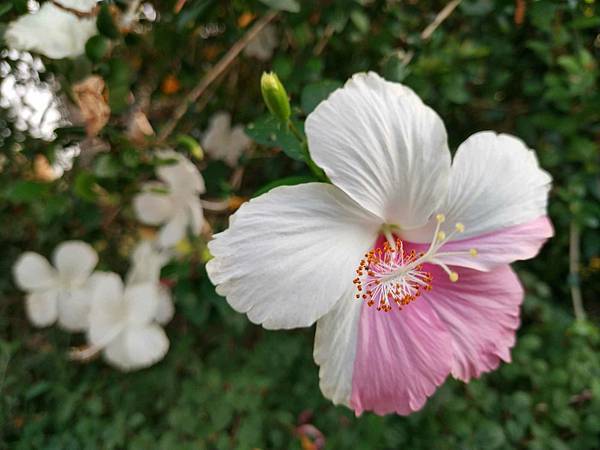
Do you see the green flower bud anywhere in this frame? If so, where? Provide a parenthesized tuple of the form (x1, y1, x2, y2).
(261, 72, 291, 124)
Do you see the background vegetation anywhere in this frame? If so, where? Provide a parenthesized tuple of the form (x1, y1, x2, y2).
(1, 0, 599, 448)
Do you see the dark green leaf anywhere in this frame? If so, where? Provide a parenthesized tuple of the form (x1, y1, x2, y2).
(300, 80, 342, 113)
(258, 0, 300, 13)
(245, 116, 304, 161)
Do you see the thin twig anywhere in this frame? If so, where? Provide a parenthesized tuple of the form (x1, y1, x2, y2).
(569, 222, 586, 321)
(201, 199, 231, 212)
(157, 11, 279, 143)
(421, 0, 462, 40)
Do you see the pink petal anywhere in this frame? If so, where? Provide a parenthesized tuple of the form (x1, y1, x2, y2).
(350, 296, 453, 416)
(421, 263, 523, 382)
(412, 216, 553, 271)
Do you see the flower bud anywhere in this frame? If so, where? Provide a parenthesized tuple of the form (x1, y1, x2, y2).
(260, 72, 291, 123)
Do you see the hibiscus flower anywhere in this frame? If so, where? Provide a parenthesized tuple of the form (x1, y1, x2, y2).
(12, 240, 98, 331)
(133, 150, 205, 248)
(202, 112, 251, 167)
(206, 72, 553, 415)
(85, 272, 169, 371)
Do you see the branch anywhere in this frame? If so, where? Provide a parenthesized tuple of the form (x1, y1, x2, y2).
(569, 222, 586, 321)
(421, 0, 462, 41)
(157, 11, 279, 143)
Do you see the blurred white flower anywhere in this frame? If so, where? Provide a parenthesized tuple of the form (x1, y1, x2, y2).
(5, 1, 98, 59)
(133, 150, 205, 248)
(86, 272, 169, 371)
(12, 241, 98, 331)
(244, 24, 277, 61)
(202, 112, 251, 167)
(126, 240, 174, 325)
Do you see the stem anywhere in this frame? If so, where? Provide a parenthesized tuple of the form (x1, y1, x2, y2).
(287, 121, 328, 181)
(569, 222, 586, 321)
(420, 0, 462, 41)
(157, 11, 279, 143)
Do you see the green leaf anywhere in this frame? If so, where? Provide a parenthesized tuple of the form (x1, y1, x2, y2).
(0, 3, 12, 17)
(245, 116, 304, 161)
(177, 0, 215, 30)
(11, 0, 27, 14)
(259, 0, 300, 13)
(74, 172, 99, 202)
(301, 80, 342, 113)
(85, 35, 110, 62)
(94, 154, 120, 178)
(97, 3, 120, 39)
(4, 181, 49, 203)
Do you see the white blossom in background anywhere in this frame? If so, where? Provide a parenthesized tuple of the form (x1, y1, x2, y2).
(133, 150, 206, 248)
(12, 241, 98, 331)
(5, 0, 98, 59)
(244, 24, 277, 61)
(126, 240, 174, 325)
(86, 272, 169, 371)
(202, 112, 251, 167)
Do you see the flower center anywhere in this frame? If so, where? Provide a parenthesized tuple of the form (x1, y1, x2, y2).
(353, 214, 477, 312)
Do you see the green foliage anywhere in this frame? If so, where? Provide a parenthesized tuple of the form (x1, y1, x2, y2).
(1, 0, 599, 448)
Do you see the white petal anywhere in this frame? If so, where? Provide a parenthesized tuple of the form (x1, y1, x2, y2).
(125, 325, 169, 369)
(156, 150, 205, 195)
(88, 272, 125, 348)
(126, 240, 171, 285)
(202, 112, 232, 159)
(187, 196, 205, 236)
(53, 240, 98, 285)
(306, 72, 451, 229)
(57, 287, 92, 332)
(105, 325, 169, 371)
(157, 209, 188, 248)
(124, 282, 160, 326)
(5, 3, 97, 59)
(13, 252, 57, 291)
(207, 183, 379, 329)
(155, 285, 175, 325)
(313, 293, 362, 407)
(441, 131, 552, 239)
(133, 184, 175, 226)
(25, 290, 59, 327)
(202, 113, 250, 167)
(103, 333, 131, 370)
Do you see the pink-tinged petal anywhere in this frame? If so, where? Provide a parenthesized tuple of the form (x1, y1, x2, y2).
(403, 132, 551, 243)
(423, 264, 523, 382)
(350, 298, 453, 416)
(408, 216, 553, 271)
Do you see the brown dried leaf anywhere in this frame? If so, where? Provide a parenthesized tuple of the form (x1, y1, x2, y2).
(73, 75, 110, 137)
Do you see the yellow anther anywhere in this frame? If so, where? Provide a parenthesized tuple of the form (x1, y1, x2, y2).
(470, 248, 478, 257)
(455, 222, 465, 233)
(449, 272, 459, 282)
(436, 213, 446, 223)
(436, 231, 446, 241)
